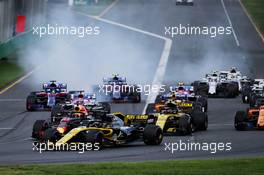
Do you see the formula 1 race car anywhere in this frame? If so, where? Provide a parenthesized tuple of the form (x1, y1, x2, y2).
(155, 83, 208, 113)
(144, 100, 208, 134)
(176, 0, 194, 6)
(32, 111, 163, 150)
(96, 74, 141, 103)
(234, 99, 264, 130)
(241, 79, 264, 104)
(26, 81, 70, 111)
(50, 92, 111, 123)
(192, 68, 241, 98)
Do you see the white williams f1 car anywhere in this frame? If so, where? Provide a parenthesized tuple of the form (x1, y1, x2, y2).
(192, 68, 244, 98)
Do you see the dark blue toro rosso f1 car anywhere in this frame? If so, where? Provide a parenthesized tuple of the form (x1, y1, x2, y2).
(96, 74, 141, 103)
(26, 81, 70, 111)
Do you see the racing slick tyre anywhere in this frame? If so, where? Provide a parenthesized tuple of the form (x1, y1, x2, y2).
(197, 97, 208, 112)
(234, 111, 247, 131)
(143, 125, 163, 145)
(99, 102, 111, 113)
(133, 93, 141, 103)
(145, 103, 156, 114)
(192, 81, 208, 96)
(82, 131, 103, 150)
(32, 120, 49, 139)
(43, 128, 59, 142)
(226, 83, 238, 98)
(192, 112, 208, 131)
(51, 104, 62, 123)
(26, 95, 36, 111)
(249, 96, 257, 107)
(178, 116, 192, 135)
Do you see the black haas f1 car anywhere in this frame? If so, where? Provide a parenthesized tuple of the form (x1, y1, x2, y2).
(234, 98, 264, 130)
(97, 74, 141, 103)
(241, 79, 264, 105)
(192, 68, 241, 98)
(144, 100, 208, 135)
(51, 91, 111, 123)
(26, 81, 70, 111)
(32, 111, 163, 150)
(154, 83, 208, 113)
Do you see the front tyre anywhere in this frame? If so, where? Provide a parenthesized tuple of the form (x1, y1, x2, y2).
(143, 125, 163, 145)
(82, 131, 103, 150)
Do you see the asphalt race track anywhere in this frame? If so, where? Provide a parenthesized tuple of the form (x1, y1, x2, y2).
(0, 0, 264, 164)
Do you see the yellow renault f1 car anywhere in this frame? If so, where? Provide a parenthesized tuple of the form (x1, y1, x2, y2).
(32, 112, 163, 150)
(143, 101, 208, 134)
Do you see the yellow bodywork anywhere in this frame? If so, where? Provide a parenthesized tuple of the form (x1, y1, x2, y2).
(114, 112, 185, 131)
(55, 127, 113, 146)
(55, 112, 185, 146)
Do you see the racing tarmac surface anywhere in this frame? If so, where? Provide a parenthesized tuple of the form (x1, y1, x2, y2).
(0, 0, 264, 164)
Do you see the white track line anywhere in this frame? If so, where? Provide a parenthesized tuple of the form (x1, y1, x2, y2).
(0, 128, 14, 130)
(0, 69, 35, 95)
(209, 123, 233, 126)
(221, 0, 240, 47)
(238, 0, 264, 43)
(76, 12, 172, 114)
(97, 0, 119, 18)
(0, 99, 25, 102)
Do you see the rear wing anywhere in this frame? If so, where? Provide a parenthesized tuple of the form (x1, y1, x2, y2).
(42, 82, 67, 91)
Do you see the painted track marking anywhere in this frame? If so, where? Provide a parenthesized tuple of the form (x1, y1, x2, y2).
(221, 0, 240, 47)
(0, 99, 25, 102)
(75, 11, 172, 114)
(0, 70, 35, 95)
(97, 0, 119, 18)
(238, 0, 264, 43)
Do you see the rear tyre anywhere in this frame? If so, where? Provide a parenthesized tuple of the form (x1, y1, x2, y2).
(99, 102, 111, 113)
(234, 111, 247, 131)
(51, 104, 62, 123)
(197, 97, 208, 112)
(143, 125, 163, 145)
(43, 128, 58, 142)
(32, 120, 49, 139)
(83, 131, 103, 150)
(26, 95, 36, 111)
(133, 93, 141, 103)
(192, 112, 208, 131)
(178, 116, 192, 135)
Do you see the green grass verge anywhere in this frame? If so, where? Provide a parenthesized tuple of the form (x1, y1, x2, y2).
(0, 158, 264, 175)
(72, 0, 115, 16)
(241, 0, 264, 35)
(0, 59, 24, 90)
